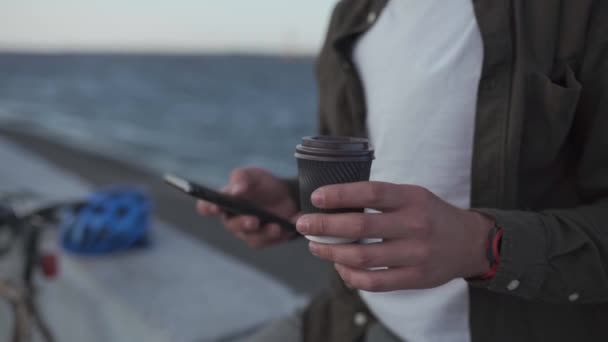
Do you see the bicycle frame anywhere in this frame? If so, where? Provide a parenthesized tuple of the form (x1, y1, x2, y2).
(0, 204, 62, 342)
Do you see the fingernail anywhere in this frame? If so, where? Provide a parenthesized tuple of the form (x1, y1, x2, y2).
(309, 242, 319, 256)
(296, 216, 310, 234)
(311, 190, 325, 207)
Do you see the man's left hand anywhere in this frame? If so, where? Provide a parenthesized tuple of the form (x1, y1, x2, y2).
(295, 181, 494, 292)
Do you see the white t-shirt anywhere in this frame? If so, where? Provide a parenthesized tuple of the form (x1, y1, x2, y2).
(352, 1, 484, 341)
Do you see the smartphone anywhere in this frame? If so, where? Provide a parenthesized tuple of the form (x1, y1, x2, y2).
(163, 173, 297, 234)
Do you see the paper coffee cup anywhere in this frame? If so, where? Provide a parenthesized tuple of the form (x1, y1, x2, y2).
(295, 136, 374, 244)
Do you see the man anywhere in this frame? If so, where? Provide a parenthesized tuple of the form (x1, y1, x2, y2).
(198, 0, 608, 341)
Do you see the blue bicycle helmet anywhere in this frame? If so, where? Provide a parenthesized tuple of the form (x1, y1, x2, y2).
(59, 186, 152, 254)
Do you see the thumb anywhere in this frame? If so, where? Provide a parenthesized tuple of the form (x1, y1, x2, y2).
(228, 168, 259, 195)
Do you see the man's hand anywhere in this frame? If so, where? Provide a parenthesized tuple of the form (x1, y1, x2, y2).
(197, 167, 299, 248)
(295, 181, 493, 292)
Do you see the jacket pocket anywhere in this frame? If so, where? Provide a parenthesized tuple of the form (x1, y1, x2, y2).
(521, 62, 582, 166)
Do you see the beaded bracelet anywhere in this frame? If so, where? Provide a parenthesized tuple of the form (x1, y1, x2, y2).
(476, 223, 503, 280)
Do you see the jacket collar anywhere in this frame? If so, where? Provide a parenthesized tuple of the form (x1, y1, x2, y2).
(331, 0, 389, 62)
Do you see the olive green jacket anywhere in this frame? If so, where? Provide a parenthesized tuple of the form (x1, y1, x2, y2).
(298, 0, 608, 341)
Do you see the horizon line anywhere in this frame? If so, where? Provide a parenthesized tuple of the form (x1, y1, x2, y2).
(0, 49, 317, 59)
(0, 44, 318, 57)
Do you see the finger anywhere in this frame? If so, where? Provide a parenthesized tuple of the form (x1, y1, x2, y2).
(235, 232, 248, 241)
(309, 240, 428, 268)
(196, 200, 221, 216)
(244, 227, 283, 248)
(234, 232, 274, 249)
(222, 215, 261, 234)
(334, 263, 426, 292)
(228, 168, 264, 195)
(256, 223, 295, 241)
(296, 212, 407, 239)
(311, 182, 423, 211)
(246, 238, 275, 249)
(263, 223, 283, 239)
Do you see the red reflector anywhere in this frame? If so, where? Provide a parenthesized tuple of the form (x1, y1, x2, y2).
(40, 253, 59, 279)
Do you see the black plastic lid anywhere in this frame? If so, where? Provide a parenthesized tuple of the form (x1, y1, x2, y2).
(295, 136, 374, 162)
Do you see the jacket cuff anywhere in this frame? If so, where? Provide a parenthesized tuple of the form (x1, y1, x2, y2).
(467, 208, 548, 299)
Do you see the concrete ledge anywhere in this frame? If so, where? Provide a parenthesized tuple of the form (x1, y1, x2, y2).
(0, 135, 310, 341)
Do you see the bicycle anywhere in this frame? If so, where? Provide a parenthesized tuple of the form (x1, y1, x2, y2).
(0, 192, 81, 342)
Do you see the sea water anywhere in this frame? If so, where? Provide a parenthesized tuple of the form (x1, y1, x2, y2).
(0, 53, 316, 187)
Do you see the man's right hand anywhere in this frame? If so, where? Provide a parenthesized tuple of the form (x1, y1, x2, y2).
(197, 167, 300, 248)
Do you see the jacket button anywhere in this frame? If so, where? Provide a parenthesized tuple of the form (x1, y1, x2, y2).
(367, 11, 377, 24)
(568, 292, 579, 302)
(354, 312, 368, 327)
(507, 279, 520, 291)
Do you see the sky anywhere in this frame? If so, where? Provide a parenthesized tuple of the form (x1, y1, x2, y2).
(0, 0, 337, 55)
